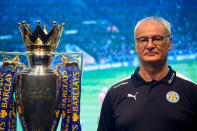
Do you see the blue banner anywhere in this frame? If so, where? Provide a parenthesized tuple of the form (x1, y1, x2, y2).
(70, 67, 81, 131)
(57, 65, 82, 131)
(0, 67, 17, 131)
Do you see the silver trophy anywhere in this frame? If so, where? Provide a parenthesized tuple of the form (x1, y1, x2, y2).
(0, 20, 83, 130)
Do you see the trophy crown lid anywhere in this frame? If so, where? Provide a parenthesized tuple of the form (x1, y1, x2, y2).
(18, 20, 65, 51)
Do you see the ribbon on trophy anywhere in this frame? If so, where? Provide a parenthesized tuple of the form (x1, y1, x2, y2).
(70, 66, 81, 131)
(0, 67, 19, 130)
(49, 65, 70, 131)
(50, 64, 81, 131)
(15, 74, 28, 131)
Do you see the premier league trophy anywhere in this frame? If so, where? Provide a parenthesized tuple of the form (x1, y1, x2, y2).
(0, 20, 82, 131)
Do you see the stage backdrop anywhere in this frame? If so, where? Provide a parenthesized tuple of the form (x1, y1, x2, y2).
(0, 0, 197, 130)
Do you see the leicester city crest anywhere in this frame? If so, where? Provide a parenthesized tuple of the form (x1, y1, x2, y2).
(166, 91, 180, 103)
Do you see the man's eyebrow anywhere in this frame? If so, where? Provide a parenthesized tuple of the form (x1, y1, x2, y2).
(152, 35, 163, 37)
(137, 35, 164, 38)
(136, 36, 148, 39)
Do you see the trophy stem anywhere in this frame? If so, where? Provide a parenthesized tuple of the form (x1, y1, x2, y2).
(28, 51, 54, 72)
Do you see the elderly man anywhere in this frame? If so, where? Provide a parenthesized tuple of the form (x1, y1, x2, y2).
(97, 17, 197, 131)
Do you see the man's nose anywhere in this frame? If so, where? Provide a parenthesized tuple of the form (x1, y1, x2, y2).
(146, 39, 155, 49)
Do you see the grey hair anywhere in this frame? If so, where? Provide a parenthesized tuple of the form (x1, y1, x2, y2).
(134, 16, 171, 38)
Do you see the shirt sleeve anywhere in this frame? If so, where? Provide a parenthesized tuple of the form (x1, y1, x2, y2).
(97, 89, 115, 131)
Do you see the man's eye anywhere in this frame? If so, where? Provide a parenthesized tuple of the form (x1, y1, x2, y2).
(153, 37, 163, 41)
(139, 38, 147, 42)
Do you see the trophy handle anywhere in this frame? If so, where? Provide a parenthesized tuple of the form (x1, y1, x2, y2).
(55, 55, 80, 70)
(1, 55, 26, 71)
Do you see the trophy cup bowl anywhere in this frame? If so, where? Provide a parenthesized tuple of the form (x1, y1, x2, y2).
(16, 48, 60, 130)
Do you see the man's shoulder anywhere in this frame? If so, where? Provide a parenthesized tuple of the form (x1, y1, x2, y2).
(111, 76, 131, 89)
(175, 73, 197, 95)
(175, 72, 197, 105)
(176, 72, 197, 87)
(107, 76, 133, 102)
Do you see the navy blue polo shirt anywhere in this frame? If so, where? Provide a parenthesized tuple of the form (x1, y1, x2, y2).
(97, 67, 197, 131)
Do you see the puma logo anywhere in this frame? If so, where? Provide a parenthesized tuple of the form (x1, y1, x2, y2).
(127, 92, 138, 100)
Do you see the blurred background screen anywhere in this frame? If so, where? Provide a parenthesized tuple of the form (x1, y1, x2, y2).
(0, 0, 197, 130)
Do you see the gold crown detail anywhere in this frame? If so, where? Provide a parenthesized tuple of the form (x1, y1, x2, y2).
(18, 20, 65, 51)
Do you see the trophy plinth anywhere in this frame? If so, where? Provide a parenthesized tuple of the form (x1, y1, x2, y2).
(17, 51, 59, 130)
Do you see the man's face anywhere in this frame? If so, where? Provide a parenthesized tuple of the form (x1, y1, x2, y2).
(135, 21, 172, 64)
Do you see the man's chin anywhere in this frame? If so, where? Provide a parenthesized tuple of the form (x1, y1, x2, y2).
(142, 57, 161, 63)
(141, 58, 164, 65)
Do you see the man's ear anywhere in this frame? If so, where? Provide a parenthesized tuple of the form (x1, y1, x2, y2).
(168, 37, 173, 50)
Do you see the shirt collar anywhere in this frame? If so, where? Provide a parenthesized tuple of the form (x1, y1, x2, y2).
(131, 66, 176, 88)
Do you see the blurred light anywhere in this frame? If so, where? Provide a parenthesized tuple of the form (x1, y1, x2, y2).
(0, 35, 13, 40)
(83, 20, 97, 25)
(64, 30, 78, 35)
